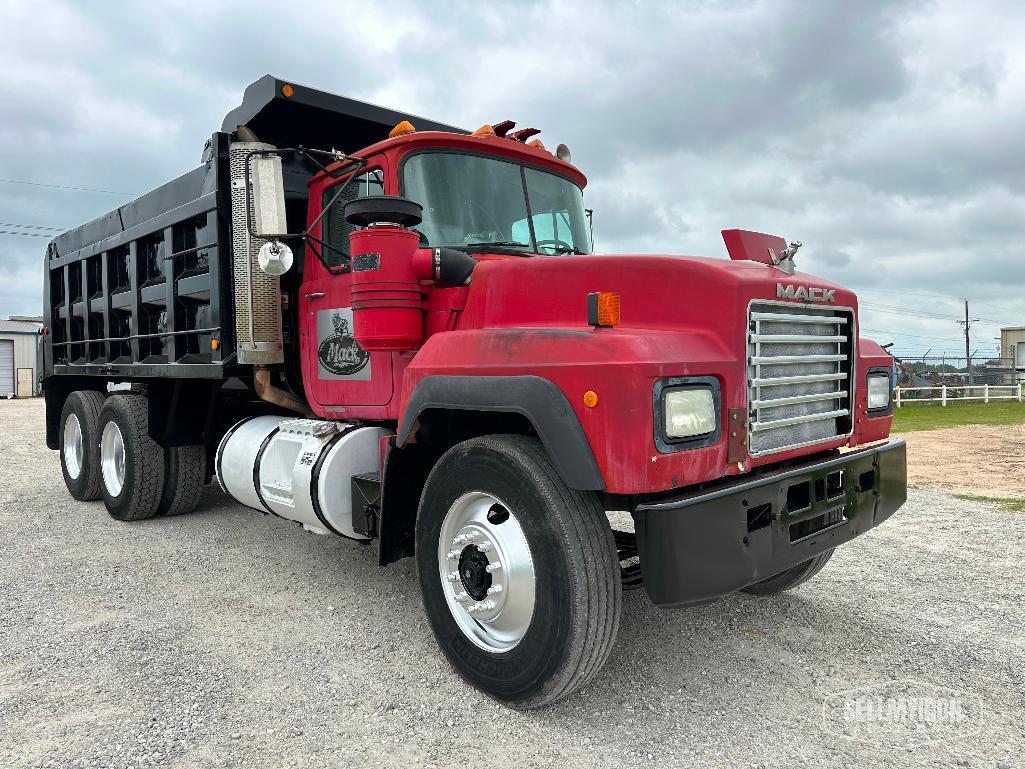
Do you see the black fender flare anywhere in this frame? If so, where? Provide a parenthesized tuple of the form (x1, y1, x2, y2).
(397, 375, 605, 491)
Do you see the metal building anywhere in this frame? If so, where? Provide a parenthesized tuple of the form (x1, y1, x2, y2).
(0, 316, 43, 397)
(1000, 326, 1025, 382)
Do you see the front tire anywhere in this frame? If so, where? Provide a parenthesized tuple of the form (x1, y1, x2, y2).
(59, 390, 105, 501)
(742, 549, 835, 596)
(415, 435, 621, 709)
(97, 394, 165, 521)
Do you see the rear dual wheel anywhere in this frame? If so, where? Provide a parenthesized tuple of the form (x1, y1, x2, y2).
(96, 394, 207, 520)
(97, 394, 166, 520)
(57, 392, 205, 520)
(60, 390, 105, 501)
(416, 435, 621, 709)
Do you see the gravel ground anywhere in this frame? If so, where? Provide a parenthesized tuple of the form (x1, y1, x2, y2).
(1, 398, 1022, 769)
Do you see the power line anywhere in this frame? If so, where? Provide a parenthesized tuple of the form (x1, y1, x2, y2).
(0, 177, 137, 196)
(0, 222, 65, 232)
(852, 285, 1023, 309)
(852, 286, 1024, 322)
(860, 301, 1014, 326)
(0, 229, 54, 238)
(853, 287, 964, 304)
(860, 302, 964, 322)
(861, 327, 965, 343)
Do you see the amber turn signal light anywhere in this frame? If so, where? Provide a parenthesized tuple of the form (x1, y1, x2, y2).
(583, 390, 599, 408)
(587, 292, 620, 328)
(281, 83, 295, 97)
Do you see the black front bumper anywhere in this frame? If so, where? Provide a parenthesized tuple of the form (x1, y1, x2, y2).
(633, 439, 907, 606)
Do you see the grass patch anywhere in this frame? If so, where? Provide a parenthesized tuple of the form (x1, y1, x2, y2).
(953, 494, 1025, 513)
(892, 400, 1025, 432)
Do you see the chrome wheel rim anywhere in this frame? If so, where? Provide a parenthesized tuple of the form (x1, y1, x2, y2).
(63, 413, 84, 479)
(438, 492, 535, 653)
(100, 421, 126, 497)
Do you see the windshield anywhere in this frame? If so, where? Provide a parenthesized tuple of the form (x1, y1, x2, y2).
(402, 152, 591, 254)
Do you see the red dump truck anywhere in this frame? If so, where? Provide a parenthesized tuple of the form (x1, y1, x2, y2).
(42, 76, 906, 708)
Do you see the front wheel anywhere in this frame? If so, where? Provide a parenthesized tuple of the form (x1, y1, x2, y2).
(415, 435, 621, 709)
(742, 549, 835, 596)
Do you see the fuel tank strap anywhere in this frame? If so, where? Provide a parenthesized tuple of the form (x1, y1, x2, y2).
(215, 415, 258, 495)
(252, 427, 281, 517)
(309, 424, 362, 538)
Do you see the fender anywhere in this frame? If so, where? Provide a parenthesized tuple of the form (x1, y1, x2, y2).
(397, 374, 605, 491)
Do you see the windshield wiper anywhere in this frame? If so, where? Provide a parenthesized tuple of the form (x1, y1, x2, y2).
(461, 241, 530, 250)
(548, 245, 587, 255)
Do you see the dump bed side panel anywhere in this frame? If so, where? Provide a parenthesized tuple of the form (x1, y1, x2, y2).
(42, 75, 463, 384)
(43, 133, 235, 380)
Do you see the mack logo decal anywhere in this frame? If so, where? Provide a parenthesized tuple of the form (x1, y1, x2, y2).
(317, 309, 371, 379)
(777, 283, 836, 303)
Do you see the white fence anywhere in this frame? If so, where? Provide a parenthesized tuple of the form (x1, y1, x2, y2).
(895, 383, 1024, 407)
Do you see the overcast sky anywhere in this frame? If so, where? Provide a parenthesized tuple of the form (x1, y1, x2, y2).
(1, 0, 1022, 357)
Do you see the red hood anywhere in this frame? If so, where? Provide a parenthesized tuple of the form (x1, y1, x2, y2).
(458, 253, 858, 332)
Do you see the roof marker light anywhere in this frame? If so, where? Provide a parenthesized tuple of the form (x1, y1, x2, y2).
(527, 138, 546, 151)
(281, 83, 295, 97)
(472, 124, 496, 137)
(389, 120, 416, 138)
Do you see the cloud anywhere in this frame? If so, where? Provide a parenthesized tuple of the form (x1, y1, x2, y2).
(0, 0, 1022, 356)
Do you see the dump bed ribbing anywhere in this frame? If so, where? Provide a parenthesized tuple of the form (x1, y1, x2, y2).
(43, 75, 463, 381)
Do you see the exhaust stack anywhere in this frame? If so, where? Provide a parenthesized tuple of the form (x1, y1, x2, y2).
(230, 139, 284, 364)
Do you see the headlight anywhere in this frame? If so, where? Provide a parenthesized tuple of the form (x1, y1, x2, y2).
(664, 387, 717, 439)
(867, 372, 891, 410)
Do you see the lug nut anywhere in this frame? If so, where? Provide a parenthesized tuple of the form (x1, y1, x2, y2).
(485, 561, 502, 573)
(487, 585, 503, 595)
(453, 592, 470, 603)
(477, 542, 494, 553)
(446, 550, 460, 560)
(447, 572, 460, 582)
(466, 600, 496, 615)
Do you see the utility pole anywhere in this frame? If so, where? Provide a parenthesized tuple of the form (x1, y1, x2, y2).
(957, 301, 980, 386)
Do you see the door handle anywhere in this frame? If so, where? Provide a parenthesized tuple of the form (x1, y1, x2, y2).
(305, 292, 326, 300)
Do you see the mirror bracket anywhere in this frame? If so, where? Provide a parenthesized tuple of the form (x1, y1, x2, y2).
(242, 147, 368, 275)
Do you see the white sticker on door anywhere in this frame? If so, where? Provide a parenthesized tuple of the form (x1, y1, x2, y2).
(317, 308, 371, 380)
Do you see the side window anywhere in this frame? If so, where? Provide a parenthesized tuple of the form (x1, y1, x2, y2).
(321, 169, 384, 270)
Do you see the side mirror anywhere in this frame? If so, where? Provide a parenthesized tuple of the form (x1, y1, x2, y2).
(251, 154, 287, 237)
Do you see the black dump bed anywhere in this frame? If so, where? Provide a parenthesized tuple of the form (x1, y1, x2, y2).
(43, 75, 461, 381)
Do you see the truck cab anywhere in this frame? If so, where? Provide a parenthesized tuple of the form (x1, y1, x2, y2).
(43, 76, 906, 709)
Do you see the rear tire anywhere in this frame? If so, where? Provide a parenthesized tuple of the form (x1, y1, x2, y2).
(158, 445, 206, 516)
(415, 435, 621, 709)
(157, 444, 206, 518)
(97, 394, 165, 521)
(742, 549, 835, 596)
(59, 390, 105, 501)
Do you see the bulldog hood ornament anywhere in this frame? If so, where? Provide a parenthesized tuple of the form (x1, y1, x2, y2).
(767, 240, 801, 275)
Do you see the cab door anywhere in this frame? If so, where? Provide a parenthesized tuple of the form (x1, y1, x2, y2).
(300, 159, 394, 411)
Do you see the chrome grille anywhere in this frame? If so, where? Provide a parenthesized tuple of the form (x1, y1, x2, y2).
(747, 303, 854, 455)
